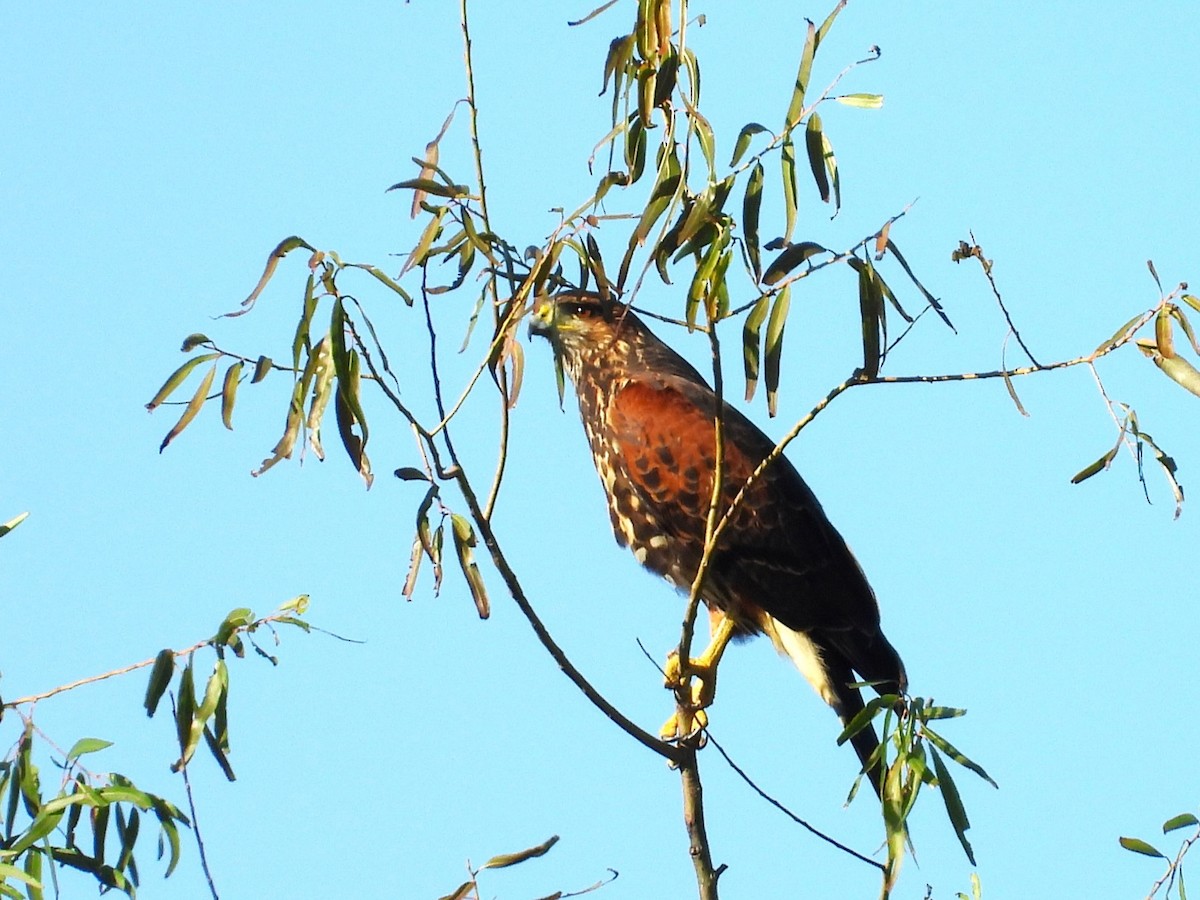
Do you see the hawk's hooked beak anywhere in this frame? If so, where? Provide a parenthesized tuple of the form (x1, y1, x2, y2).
(527, 298, 556, 341)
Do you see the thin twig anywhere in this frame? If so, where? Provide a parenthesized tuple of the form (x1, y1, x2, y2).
(968, 231, 1040, 366)
(707, 733, 884, 871)
(2, 612, 297, 708)
(172, 695, 220, 900)
(679, 747, 722, 900)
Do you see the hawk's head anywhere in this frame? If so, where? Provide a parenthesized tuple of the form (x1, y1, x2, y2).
(529, 291, 639, 387)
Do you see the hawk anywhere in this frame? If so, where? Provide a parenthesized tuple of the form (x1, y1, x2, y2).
(530, 291, 907, 796)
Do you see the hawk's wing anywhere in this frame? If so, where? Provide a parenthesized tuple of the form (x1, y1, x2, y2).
(608, 372, 902, 686)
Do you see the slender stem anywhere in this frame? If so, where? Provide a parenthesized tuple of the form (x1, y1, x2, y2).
(172, 696, 220, 900)
(3, 613, 297, 708)
(707, 733, 884, 870)
(679, 746, 721, 900)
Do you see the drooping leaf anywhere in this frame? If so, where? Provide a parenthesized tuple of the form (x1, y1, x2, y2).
(226, 236, 316, 318)
(729, 122, 768, 167)
(0, 511, 29, 538)
(764, 285, 792, 417)
(929, 745, 976, 865)
(804, 113, 830, 203)
(784, 19, 817, 128)
(481, 835, 560, 870)
(762, 241, 826, 286)
(742, 295, 770, 402)
(450, 514, 489, 619)
(158, 362, 217, 453)
(780, 134, 798, 242)
(220, 361, 243, 430)
(743, 161, 764, 280)
(145, 352, 221, 412)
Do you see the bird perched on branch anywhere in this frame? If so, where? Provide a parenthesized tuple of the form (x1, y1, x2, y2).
(530, 290, 907, 797)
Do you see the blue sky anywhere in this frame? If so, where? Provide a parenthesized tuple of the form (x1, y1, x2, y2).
(4, 3, 1199, 898)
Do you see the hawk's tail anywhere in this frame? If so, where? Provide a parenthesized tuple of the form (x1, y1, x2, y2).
(765, 618, 905, 799)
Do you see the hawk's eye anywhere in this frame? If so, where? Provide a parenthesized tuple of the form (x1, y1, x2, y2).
(562, 300, 599, 318)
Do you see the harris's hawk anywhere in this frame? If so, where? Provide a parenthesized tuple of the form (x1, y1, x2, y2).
(530, 291, 906, 796)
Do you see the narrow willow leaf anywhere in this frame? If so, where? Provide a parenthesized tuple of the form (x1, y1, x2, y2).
(834, 92, 884, 109)
(743, 161, 764, 281)
(636, 67, 657, 128)
(450, 514, 489, 619)
(145, 352, 221, 411)
(762, 241, 826, 286)
(1156, 307, 1177, 358)
(158, 362, 217, 453)
(220, 361, 243, 430)
(1164, 813, 1200, 833)
(730, 122, 768, 167)
(886, 240, 952, 329)
(857, 259, 883, 378)
(816, 0, 847, 44)
(922, 727, 998, 788)
(0, 511, 29, 538)
(7, 811, 64, 857)
(785, 19, 817, 128)
(203, 726, 236, 782)
(144, 650, 175, 718)
(1152, 350, 1200, 399)
(386, 178, 469, 199)
(780, 135, 798, 242)
(1002, 367, 1029, 417)
(929, 745, 976, 865)
(335, 384, 374, 488)
(362, 266, 413, 305)
(65, 739, 113, 764)
(437, 881, 476, 900)
(1147, 259, 1163, 293)
(400, 206, 447, 276)
(1170, 305, 1200, 353)
(805, 113, 830, 202)
(251, 355, 273, 383)
(741, 297, 771, 403)
(226, 236, 316, 318)
(1184, 293, 1200, 313)
(764, 285, 792, 417)
(600, 33, 635, 98)
(481, 835, 560, 870)
(1119, 836, 1166, 858)
(172, 659, 196, 769)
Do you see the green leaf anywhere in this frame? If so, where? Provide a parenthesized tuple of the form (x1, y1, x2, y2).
(805, 113, 830, 203)
(742, 295, 770, 401)
(385, 178, 470, 199)
(785, 19, 817, 128)
(251, 355, 273, 383)
(1149, 349, 1200, 399)
(857, 258, 884, 379)
(481, 835, 560, 870)
(730, 122, 768, 167)
(437, 881, 476, 900)
(450, 514, 489, 619)
(65, 739, 113, 764)
(834, 92, 884, 109)
(1070, 443, 1121, 484)
(1164, 812, 1200, 833)
(780, 134, 798, 242)
(743, 161, 764, 280)
(227, 235, 316, 318)
(0, 863, 41, 890)
(929, 745, 976, 865)
(180, 333, 210, 352)
(923, 727, 998, 788)
(145, 352, 221, 412)
(7, 811, 63, 856)
(172, 658, 197, 770)
(394, 467, 430, 482)
(764, 285, 792, 417)
(158, 362, 218, 453)
(0, 511, 29, 538)
(762, 241, 826, 286)
(220, 361, 243, 430)
(1119, 836, 1166, 858)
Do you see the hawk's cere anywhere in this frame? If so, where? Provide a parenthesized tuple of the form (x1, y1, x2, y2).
(531, 291, 907, 796)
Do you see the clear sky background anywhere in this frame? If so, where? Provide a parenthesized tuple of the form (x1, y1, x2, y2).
(4, 3, 1199, 898)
